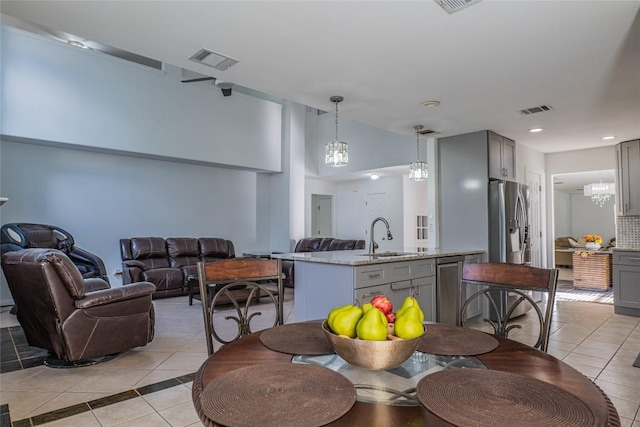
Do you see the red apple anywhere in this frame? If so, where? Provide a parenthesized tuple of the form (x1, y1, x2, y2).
(385, 312, 396, 323)
(371, 295, 393, 315)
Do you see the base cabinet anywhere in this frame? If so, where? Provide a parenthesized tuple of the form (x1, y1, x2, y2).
(355, 259, 437, 322)
(613, 251, 640, 316)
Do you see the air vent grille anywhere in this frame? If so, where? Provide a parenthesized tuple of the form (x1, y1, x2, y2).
(520, 105, 554, 115)
(189, 49, 238, 71)
(434, 0, 482, 14)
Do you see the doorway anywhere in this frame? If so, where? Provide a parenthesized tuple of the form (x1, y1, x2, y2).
(311, 194, 332, 237)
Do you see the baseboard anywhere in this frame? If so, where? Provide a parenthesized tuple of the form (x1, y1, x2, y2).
(614, 305, 640, 317)
(1, 298, 15, 307)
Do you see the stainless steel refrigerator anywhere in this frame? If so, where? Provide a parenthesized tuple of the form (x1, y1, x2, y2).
(488, 180, 531, 318)
(489, 180, 531, 265)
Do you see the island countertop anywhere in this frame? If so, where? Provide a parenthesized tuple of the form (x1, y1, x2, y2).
(271, 248, 485, 266)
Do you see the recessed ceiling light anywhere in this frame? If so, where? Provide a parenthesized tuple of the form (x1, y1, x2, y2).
(528, 128, 544, 133)
(602, 136, 616, 140)
(370, 173, 380, 180)
(421, 100, 440, 108)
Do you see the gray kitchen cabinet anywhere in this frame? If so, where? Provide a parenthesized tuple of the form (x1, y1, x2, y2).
(489, 131, 516, 181)
(616, 140, 640, 216)
(355, 259, 437, 322)
(613, 251, 640, 316)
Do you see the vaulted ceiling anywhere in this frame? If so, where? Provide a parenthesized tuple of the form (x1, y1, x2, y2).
(2, 1, 639, 154)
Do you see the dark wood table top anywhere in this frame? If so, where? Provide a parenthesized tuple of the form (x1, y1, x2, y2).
(192, 324, 619, 426)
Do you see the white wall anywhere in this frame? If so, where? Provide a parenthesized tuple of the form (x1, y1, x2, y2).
(306, 110, 415, 178)
(570, 194, 616, 244)
(554, 191, 572, 237)
(1, 26, 282, 172)
(335, 176, 405, 252)
(545, 145, 617, 266)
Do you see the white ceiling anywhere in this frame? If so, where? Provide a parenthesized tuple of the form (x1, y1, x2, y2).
(553, 169, 616, 194)
(1, 1, 639, 155)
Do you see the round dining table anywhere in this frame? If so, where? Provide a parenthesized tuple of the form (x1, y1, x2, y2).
(192, 323, 620, 426)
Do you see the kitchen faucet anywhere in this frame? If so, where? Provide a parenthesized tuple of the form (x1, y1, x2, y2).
(369, 217, 393, 254)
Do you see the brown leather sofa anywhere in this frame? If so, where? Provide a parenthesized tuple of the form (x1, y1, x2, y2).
(120, 237, 235, 298)
(282, 237, 366, 287)
(1, 248, 156, 364)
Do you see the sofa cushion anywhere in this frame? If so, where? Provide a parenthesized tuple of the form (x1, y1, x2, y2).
(141, 268, 183, 292)
(568, 237, 584, 248)
(131, 237, 167, 259)
(294, 238, 323, 252)
(167, 238, 199, 268)
(199, 238, 234, 261)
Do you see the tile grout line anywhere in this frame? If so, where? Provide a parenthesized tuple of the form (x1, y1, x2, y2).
(9, 372, 196, 426)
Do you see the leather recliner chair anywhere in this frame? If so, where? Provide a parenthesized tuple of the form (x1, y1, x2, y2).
(1, 223, 109, 283)
(1, 248, 156, 365)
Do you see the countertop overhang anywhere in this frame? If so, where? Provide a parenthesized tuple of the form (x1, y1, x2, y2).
(271, 248, 485, 266)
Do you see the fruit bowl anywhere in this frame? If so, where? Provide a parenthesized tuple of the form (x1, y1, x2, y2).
(322, 321, 424, 370)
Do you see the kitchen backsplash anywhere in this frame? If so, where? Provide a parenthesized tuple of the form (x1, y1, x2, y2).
(617, 216, 640, 248)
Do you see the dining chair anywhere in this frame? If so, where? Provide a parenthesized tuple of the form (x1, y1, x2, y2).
(197, 257, 284, 355)
(458, 262, 559, 352)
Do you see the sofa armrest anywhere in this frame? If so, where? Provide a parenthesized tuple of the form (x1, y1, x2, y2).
(84, 278, 111, 292)
(75, 282, 156, 309)
(123, 260, 147, 269)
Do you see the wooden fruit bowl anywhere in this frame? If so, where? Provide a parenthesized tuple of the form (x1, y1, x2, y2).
(321, 321, 424, 370)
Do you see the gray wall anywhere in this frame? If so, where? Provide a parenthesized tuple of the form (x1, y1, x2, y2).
(0, 140, 273, 303)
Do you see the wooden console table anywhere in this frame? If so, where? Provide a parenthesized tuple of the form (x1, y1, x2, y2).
(572, 251, 612, 291)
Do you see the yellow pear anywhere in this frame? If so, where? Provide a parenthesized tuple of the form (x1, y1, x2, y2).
(396, 296, 424, 323)
(361, 302, 374, 313)
(394, 306, 424, 339)
(327, 304, 353, 330)
(356, 307, 388, 341)
(332, 306, 363, 338)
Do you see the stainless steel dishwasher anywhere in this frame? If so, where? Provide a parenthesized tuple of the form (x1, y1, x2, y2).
(436, 256, 464, 325)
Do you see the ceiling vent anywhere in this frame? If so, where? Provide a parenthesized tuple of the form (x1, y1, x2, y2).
(189, 49, 238, 71)
(434, 0, 482, 14)
(520, 105, 554, 115)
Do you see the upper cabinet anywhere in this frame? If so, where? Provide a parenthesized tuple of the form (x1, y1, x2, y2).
(488, 131, 516, 181)
(616, 139, 640, 216)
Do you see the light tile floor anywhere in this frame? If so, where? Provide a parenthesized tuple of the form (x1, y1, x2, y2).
(2, 287, 640, 426)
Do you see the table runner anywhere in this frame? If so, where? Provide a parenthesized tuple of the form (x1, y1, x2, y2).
(417, 368, 598, 427)
(200, 362, 356, 427)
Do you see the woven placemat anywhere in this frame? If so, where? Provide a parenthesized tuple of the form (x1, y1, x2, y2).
(417, 368, 598, 427)
(417, 324, 499, 356)
(259, 322, 334, 355)
(201, 362, 356, 427)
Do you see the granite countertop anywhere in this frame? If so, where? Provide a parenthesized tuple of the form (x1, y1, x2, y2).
(613, 247, 640, 252)
(271, 248, 485, 266)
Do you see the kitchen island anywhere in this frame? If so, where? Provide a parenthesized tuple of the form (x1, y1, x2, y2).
(273, 249, 484, 322)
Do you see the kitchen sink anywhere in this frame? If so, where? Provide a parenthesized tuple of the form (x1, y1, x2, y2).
(359, 251, 417, 258)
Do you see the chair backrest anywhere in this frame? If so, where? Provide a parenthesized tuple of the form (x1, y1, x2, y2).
(197, 257, 284, 355)
(1, 248, 85, 355)
(459, 262, 559, 352)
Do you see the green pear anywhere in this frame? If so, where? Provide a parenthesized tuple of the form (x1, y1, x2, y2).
(327, 304, 353, 330)
(332, 306, 363, 338)
(361, 302, 374, 313)
(356, 307, 388, 341)
(394, 306, 424, 339)
(396, 296, 424, 323)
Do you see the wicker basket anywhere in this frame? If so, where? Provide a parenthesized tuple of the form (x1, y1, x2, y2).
(572, 252, 611, 291)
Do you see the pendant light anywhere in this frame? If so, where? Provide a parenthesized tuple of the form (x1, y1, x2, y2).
(409, 125, 428, 181)
(325, 96, 348, 167)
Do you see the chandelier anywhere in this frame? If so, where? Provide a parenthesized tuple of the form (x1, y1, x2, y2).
(584, 181, 615, 207)
(409, 125, 428, 181)
(325, 95, 348, 167)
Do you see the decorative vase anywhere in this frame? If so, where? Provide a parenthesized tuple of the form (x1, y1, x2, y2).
(585, 242, 601, 251)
